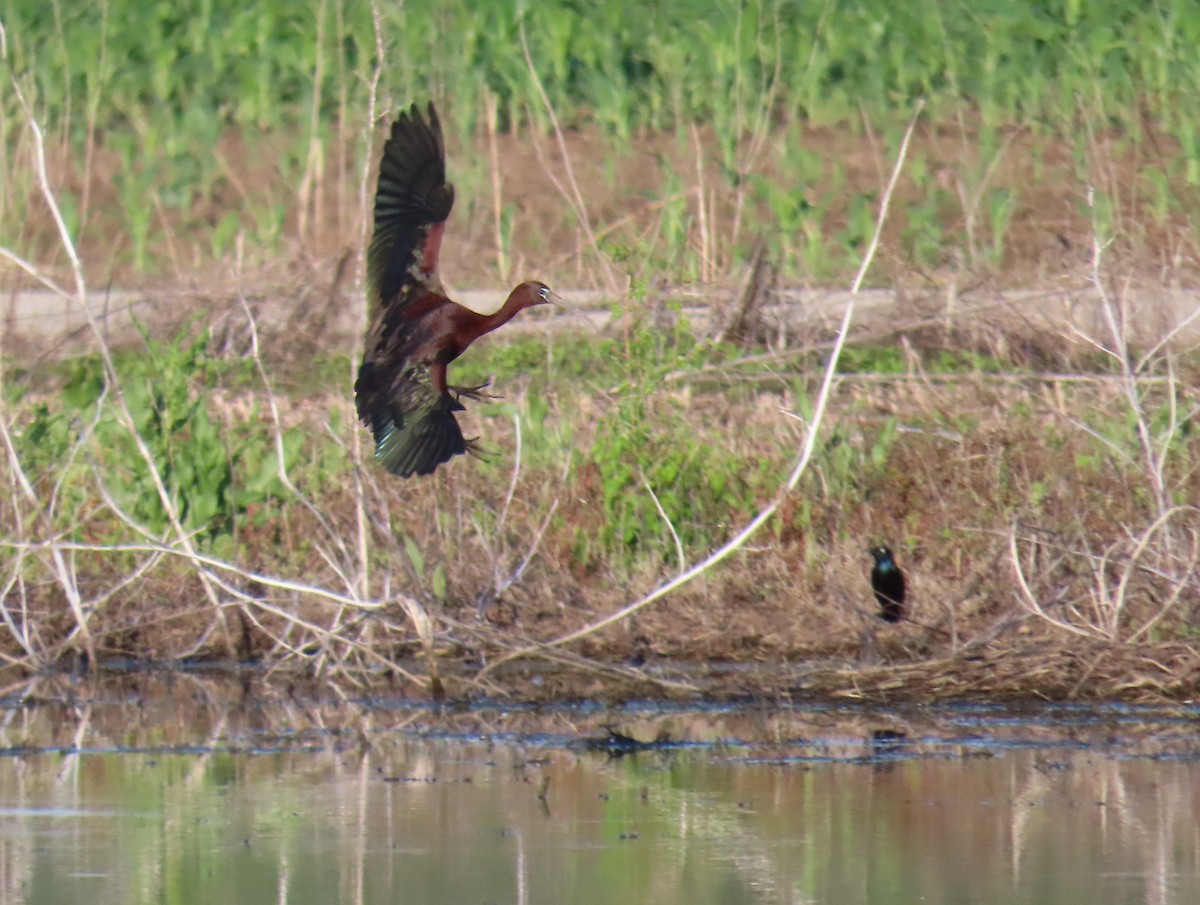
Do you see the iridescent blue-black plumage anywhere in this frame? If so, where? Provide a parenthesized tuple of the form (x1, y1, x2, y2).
(869, 546, 906, 623)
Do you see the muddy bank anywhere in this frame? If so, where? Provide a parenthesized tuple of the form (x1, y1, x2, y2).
(3, 671, 1200, 760)
(7, 632, 1200, 711)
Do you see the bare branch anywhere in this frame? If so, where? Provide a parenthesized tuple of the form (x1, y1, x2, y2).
(473, 98, 925, 682)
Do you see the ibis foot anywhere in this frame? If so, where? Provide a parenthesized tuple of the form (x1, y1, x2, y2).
(450, 382, 498, 402)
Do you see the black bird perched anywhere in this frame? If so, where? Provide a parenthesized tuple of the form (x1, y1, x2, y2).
(869, 546, 906, 623)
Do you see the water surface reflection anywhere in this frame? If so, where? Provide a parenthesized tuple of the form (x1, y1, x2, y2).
(0, 683, 1197, 904)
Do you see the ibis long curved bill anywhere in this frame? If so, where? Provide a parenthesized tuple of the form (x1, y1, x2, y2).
(543, 289, 585, 316)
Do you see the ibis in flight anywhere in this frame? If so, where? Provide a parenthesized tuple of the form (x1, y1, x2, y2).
(355, 102, 564, 477)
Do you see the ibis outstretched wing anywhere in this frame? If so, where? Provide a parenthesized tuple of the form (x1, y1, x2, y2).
(366, 102, 456, 310)
(357, 103, 468, 476)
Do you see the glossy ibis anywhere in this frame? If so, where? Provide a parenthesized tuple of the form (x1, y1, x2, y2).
(869, 545, 906, 623)
(355, 102, 562, 477)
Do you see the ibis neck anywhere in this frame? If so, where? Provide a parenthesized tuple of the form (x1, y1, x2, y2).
(456, 291, 530, 348)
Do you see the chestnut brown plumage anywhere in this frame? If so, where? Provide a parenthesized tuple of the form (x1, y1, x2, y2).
(355, 102, 559, 477)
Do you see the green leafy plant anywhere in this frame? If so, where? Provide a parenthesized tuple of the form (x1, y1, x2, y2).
(577, 305, 765, 562)
(20, 324, 301, 545)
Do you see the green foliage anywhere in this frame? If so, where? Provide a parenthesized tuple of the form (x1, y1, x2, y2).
(5, 0, 1200, 277)
(837, 191, 879, 262)
(579, 304, 763, 563)
(837, 346, 907, 374)
(1079, 389, 1198, 480)
(789, 389, 900, 531)
(401, 534, 447, 602)
(470, 391, 577, 482)
(901, 152, 954, 268)
(453, 331, 599, 389)
(15, 325, 301, 544)
(751, 149, 823, 278)
(836, 344, 1008, 375)
(8, 0, 1200, 141)
(587, 393, 757, 562)
(986, 187, 1017, 265)
(926, 348, 1006, 374)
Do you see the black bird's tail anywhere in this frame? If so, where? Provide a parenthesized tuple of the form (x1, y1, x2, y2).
(368, 392, 468, 478)
(877, 594, 904, 623)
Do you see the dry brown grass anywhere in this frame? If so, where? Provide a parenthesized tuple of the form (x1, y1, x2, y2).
(6, 290, 1200, 700)
(5, 61, 1200, 703)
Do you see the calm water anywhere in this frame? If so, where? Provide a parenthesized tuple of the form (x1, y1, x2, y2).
(1, 679, 1199, 904)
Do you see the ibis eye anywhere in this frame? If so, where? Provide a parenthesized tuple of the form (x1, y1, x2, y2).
(538, 286, 550, 301)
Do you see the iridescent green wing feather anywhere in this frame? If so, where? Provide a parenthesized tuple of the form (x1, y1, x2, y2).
(356, 103, 466, 477)
(369, 366, 467, 477)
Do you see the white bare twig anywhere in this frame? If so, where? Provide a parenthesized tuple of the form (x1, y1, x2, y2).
(0, 380, 92, 664)
(494, 499, 559, 599)
(1009, 526, 1100, 639)
(474, 99, 925, 681)
(0, 245, 71, 297)
(4, 35, 237, 654)
(640, 468, 685, 575)
(496, 413, 522, 541)
(1023, 187, 1200, 642)
(348, 0, 388, 603)
(0, 537, 386, 610)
